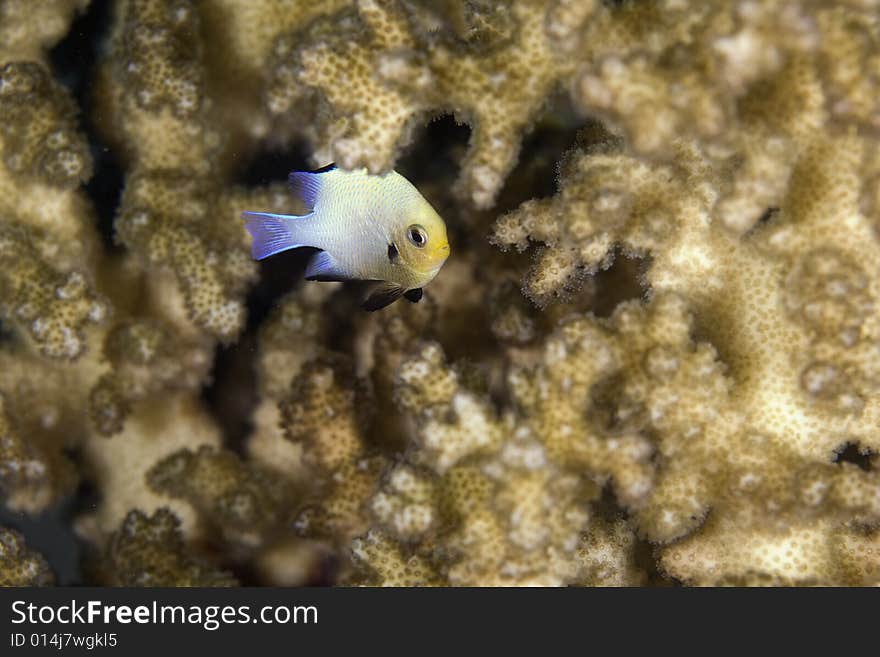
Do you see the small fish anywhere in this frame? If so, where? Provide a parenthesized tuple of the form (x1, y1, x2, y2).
(243, 164, 450, 311)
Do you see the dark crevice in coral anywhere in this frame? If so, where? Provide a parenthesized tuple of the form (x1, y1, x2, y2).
(202, 336, 260, 456)
(588, 373, 627, 434)
(592, 485, 675, 586)
(200, 247, 316, 450)
(49, 0, 124, 253)
(832, 441, 877, 472)
(633, 539, 679, 587)
(0, 320, 13, 344)
(744, 206, 780, 239)
(246, 251, 318, 332)
(397, 114, 477, 252)
(0, 493, 85, 585)
(397, 115, 510, 367)
(216, 539, 338, 586)
(48, 0, 110, 95)
(216, 556, 261, 587)
(86, 142, 126, 252)
(234, 141, 313, 188)
(201, 250, 368, 450)
(591, 251, 652, 318)
(311, 550, 342, 587)
(757, 207, 779, 225)
(397, 114, 471, 188)
(493, 91, 586, 217)
(593, 483, 627, 522)
(215, 144, 327, 444)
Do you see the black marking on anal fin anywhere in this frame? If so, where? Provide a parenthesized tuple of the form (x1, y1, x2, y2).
(387, 242, 400, 263)
(290, 164, 337, 206)
(362, 283, 405, 311)
(404, 288, 423, 303)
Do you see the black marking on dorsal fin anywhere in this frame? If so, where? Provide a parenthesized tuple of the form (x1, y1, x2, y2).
(289, 164, 336, 208)
(404, 288, 423, 303)
(387, 242, 400, 263)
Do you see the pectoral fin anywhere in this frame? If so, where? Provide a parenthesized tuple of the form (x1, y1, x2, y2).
(362, 282, 405, 311)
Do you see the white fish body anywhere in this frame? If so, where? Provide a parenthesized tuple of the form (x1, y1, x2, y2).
(243, 165, 450, 310)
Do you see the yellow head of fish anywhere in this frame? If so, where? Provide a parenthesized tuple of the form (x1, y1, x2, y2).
(394, 202, 450, 276)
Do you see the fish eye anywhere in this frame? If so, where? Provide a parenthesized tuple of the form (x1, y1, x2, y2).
(407, 224, 428, 248)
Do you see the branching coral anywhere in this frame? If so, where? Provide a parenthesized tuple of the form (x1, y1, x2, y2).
(77, 394, 222, 544)
(352, 291, 880, 586)
(0, 527, 54, 586)
(280, 354, 384, 546)
(147, 445, 297, 549)
(0, 228, 107, 359)
(2, 0, 879, 588)
(0, 2, 108, 518)
(491, 127, 880, 583)
(102, 0, 259, 341)
(0, 60, 107, 359)
(244, 284, 340, 487)
(0, 61, 92, 188)
(102, 508, 236, 586)
(0, 389, 76, 512)
(350, 340, 608, 586)
(265, 0, 591, 208)
(519, 170, 875, 581)
(0, 348, 89, 512)
(88, 319, 212, 435)
(0, 1, 90, 62)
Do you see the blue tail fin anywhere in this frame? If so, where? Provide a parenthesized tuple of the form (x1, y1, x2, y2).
(242, 212, 305, 260)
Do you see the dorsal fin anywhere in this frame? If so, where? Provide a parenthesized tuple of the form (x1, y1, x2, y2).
(288, 163, 336, 209)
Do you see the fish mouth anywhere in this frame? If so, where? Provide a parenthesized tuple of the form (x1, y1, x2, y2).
(414, 243, 450, 278)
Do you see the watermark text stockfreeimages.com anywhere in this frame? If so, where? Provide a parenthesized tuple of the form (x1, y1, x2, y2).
(10, 599, 317, 632)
